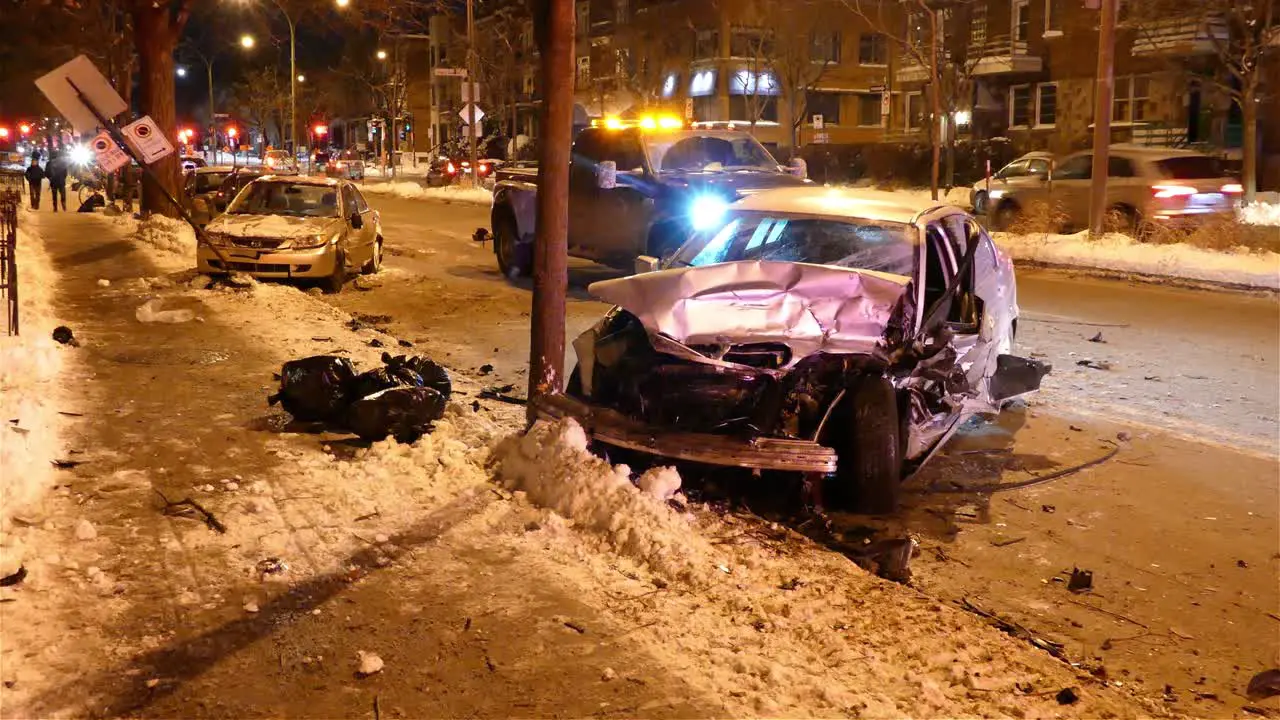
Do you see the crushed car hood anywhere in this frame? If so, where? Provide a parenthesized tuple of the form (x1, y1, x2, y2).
(208, 214, 342, 239)
(588, 261, 909, 364)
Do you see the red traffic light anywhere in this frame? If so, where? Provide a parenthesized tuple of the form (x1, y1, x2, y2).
(226, 127, 238, 138)
(313, 124, 328, 136)
(0, 128, 9, 139)
(18, 123, 30, 136)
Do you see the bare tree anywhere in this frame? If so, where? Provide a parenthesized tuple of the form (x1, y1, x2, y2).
(128, 0, 193, 217)
(233, 68, 289, 151)
(1128, 0, 1278, 201)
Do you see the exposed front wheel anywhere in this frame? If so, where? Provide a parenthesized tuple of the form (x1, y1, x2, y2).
(826, 376, 903, 514)
(494, 212, 531, 279)
(361, 238, 383, 274)
(973, 190, 988, 215)
(322, 250, 347, 294)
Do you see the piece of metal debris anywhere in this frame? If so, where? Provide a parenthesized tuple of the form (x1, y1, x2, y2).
(156, 491, 226, 534)
(0, 565, 26, 587)
(51, 459, 84, 469)
(1088, 332, 1106, 343)
(1067, 568, 1093, 593)
(1041, 504, 1056, 513)
(256, 558, 289, 576)
(1076, 359, 1112, 371)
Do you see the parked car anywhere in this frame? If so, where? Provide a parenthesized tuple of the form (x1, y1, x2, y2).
(263, 149, 299, 175)
(987, 146, 1241, 233)
(326, 149, 366, 180)
(483, 119, 809, 277)
(970, 151, 1053, 215)
(181, 155, 208, 171)
(182, 165, 236, 227)
(214, 167, 270, 212)
(535, 187, 1048, 513)
(198, 176, 383, 293)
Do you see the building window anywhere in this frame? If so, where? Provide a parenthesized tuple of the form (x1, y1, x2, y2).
(1044, 0, 1062, 34)
(1036, 83, 1057, 126)
(1114, 75, 1152, 123)
(858, 33, 887, 65)
(576, 55, 591, 85)
(576, 2, 590, 35)
(730, 70, 778, 96)
(695, 30, 719, 59)
(1010, 84, 1032, 126)
(730, 28, 773, 58)
(906, 92, 924, 130)
(689, 69, 717, 96)
(811, 32, 841, 63)
(857, 94, 880, 126)
(1012, 0, 1030, 42)
(729, 95, 778, 123)
(808, 92, 842, 124)
(662, 73, 678, 98)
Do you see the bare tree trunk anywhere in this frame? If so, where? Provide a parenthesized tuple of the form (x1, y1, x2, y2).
(527, 0, 575, 417)
(1242, 86, 1258, 203)
(132, 3, 180, 217)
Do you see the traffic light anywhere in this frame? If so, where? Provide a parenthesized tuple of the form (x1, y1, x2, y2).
(227, 127, 238, 139)
(0, 128, 9, 139)
(313, 124, 328, 136)
(18, 123, 30, 136)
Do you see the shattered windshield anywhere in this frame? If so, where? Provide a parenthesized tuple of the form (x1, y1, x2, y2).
(646, 133, 779, 173)
(227, 182, 340, 218)
(672, 213, 917, 276)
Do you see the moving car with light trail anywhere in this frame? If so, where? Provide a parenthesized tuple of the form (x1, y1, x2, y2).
(325, 149, 366, 180)
(538, 187, 1049, 513)
(986, 146, 1241, 233)
(970, 151, 1053, 215)
(482, 114, 809, 277)
(263, 149, 299, 174)
(198, 175, 383, 293)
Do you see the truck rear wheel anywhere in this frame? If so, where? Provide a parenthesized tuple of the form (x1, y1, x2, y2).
(494, 212, 531, 279)
(824, 376, 903, 514)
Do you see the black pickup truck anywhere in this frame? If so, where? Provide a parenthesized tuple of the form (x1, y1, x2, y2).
(483, 125, 809, 277)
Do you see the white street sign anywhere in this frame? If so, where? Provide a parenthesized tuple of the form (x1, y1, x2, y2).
(434, 67, 467, 77)
(88, 131, 129, 173)
(34, 55, 128, 135)
(812, 114, 824, 130)
(881, 92, 891, 116)
(813, 132, 830, 144)
(121, 116, 175, 164)
(461, 121, 484, 138)
(459, 104, 486, 126)
(461, 82, 482, 103)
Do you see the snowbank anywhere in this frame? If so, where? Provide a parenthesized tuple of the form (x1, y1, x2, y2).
(1240, 201, 1280, 227)
(360, 181, 493, 205)
(0, 213, 67, 543)
(994, 230, 1280, 289)
(493, 419, 711, 585)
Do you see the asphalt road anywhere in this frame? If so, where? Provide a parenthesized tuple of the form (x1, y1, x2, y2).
(349, 194, 1280, 456)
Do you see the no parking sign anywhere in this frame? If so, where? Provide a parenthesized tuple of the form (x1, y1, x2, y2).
(121, 116, 174, 164)
(89, 131, 129, 172)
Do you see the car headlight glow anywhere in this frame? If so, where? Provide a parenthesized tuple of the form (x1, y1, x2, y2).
(690, 195, 729, 232)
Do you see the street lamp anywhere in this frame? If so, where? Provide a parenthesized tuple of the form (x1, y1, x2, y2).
(297, 74, 305, 83)
(176, 67, 188, 77)
(240, 34, 256, 48)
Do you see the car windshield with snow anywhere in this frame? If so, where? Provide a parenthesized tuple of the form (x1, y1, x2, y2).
(538, 187, 1049, 513)
(199, 177, 384, 293)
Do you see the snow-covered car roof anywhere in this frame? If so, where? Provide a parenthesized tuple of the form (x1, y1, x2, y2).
(732, 187, 943, 225)
(254, 174, 342, 187)
(196, 165, 237, 173)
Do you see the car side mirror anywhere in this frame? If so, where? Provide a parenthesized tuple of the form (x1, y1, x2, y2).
(350, 212, 363, 229)
(596, 161, 617, 190)
(634, 255, 661, 274)
(787, 158, 808, 179)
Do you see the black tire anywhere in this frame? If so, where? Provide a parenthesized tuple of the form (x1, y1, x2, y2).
(992, 201, 1021, 231)
(322, 250, 347, 294)
(826, 376, 903, 514)
(973, 190, 988, 215)
(494, 211, 531, 279)
(361, 238, 383, 274)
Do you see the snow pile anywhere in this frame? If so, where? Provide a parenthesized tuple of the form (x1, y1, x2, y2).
(995, 230, 1280, 289)
(360, 181, 493, 205)
(493, 419, 710, 585)
(0, 217, 67, 538)
(888, 185, 973, 208)
(1239, 200, 1280, 227)
(129, 214, 196, 257)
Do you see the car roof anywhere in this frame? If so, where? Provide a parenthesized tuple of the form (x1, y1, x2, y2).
(731, 186, 944, 225)
(197, 165, 236, 173)
(1068, 145, 1215, 160)
(254, 174, 342, 186)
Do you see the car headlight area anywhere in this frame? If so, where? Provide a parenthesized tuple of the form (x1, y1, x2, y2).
(291, 233, 336, 249)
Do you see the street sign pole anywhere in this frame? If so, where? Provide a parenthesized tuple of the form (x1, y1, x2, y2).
(1088, 0, 1118, 237)
(466, 0, 479, 187)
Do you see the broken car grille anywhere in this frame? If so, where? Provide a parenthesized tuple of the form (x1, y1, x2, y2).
(229, 236, 284, 249)
(625, 364, 771, 433)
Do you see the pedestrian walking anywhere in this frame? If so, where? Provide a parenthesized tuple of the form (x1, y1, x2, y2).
(24, 158, 44, 210)
(46, 151, 68, 212)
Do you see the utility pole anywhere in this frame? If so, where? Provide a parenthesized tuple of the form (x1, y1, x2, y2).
(1088, 0, 1118, 237)
(527, 0, 574, 416)
(926, 1, 941, 201)
(466, 0, 479, 186)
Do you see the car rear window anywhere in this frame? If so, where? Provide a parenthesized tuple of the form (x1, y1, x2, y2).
(673, 214, 916, 276)
(1157, 156, 1224, 179)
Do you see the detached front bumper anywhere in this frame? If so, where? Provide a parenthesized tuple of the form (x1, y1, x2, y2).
(197, 242, 338, 278)
(532, 393, 838, 474)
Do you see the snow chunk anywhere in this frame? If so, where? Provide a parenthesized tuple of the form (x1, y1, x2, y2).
(356, 650, 384, 676)
(73, 519, 97, 541)
(360, 181, 493, 205)
(136, 299, 196, 324)
(493, 419, 709, 585)
(637, 466, 682, 501)
(1240, 200, 1280, 227)
(96, 278, 110, 287)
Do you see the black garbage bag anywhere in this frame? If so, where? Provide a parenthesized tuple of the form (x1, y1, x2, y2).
(350, 366, 425, 401)
(267, 355, 357, 422)
(77, 193, 106, 213)
(346, 386, 446, 443)
(381, 352, 451, 399)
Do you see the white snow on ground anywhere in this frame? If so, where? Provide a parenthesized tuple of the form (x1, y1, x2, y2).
(360, 181, 492, 205)
(993, 230, 1280, 289)
(1239, 200, 1280, 226)
(0, 211, 68, 566)
(883, 185, 973, 208)
(113, 214, 197, 265)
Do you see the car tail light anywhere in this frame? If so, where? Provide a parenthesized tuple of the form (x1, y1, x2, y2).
(1152, 184, 1196, 198)
(479, 163, 489, 174)
(446, 161, 456, 174)
(1222, 183, 1243, 194)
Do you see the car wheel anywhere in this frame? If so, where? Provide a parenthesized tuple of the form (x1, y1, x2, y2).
(494, 212, 531, 279)
(825, 375, 903, 514)
(361, 238, 383, 274)
(322, 250, 347, 294)
(973, 190, 988, 215)
(992, 201, 1021, 231)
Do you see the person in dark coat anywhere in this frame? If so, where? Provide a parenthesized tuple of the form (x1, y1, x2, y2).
(23, 158, 44, 210)
(46, 151, 69, 212)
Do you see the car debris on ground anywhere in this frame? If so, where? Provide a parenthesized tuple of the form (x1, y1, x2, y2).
(267, 352, 451, 443)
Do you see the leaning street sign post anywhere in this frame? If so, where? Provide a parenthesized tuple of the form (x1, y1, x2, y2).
(35, 55, 235, 270)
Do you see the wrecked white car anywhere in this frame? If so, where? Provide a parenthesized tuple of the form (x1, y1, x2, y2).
(535, 187, 1049, 512)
